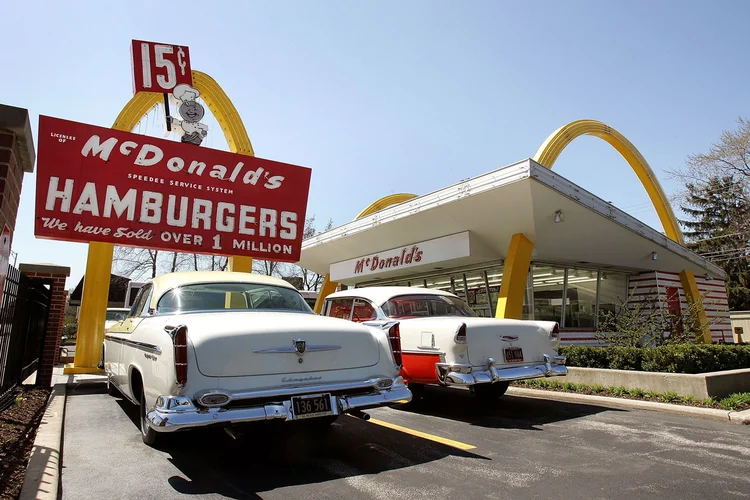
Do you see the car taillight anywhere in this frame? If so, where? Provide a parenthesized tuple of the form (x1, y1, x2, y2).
(550, 322, 560, 341)
(387, 323, 402, 368)
(455, 323, 467, 344)
(172, 325, 188, 386)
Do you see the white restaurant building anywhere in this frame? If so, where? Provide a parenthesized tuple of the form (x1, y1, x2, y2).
(298, 159, 735, 345)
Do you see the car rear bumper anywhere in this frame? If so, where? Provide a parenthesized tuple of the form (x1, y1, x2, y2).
(146, 376, 411, 432)
(436, 354, 567, 386)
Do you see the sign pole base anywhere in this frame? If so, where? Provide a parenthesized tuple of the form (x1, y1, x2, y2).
(69, 242, 114, 372)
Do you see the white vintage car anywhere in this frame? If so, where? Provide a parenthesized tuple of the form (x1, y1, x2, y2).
(102, 271, 411, 446)
(323, 287, 567, 400)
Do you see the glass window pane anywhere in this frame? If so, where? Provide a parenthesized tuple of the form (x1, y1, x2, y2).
(327, 299, 353, 320)
(464, 270, 491, 316)
(598, 271, 628, 319)
(565, 268, 598, 328)
(352, 299, 376, 322)
(531, 265, 564, 323)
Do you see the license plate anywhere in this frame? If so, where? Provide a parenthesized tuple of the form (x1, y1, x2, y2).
(291, 393, 333, 419)
(504, 347, 524, 363)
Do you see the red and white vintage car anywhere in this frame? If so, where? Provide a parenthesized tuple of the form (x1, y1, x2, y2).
(322, 287, 567, 400)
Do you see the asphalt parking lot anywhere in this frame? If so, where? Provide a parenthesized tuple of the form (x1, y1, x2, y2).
(61, 383, 750, 500)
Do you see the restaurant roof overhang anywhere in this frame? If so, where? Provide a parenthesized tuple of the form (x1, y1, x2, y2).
(298, 159, 725, 284)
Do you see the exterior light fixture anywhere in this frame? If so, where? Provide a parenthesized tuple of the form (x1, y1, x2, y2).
(705, 273, 712, 281)
(554, 209, 564, 223)
(602, 272, 608, 280)
(651, 251, 658, 261)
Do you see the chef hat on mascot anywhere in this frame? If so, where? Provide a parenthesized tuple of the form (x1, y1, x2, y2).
(173, 83, 201, 103)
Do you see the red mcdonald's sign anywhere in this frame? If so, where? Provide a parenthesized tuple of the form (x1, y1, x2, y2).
(35, 116, 312, 262)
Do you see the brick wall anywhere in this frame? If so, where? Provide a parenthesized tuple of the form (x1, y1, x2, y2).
(22, 270, 69, 386)
(0, 131, 25, 242)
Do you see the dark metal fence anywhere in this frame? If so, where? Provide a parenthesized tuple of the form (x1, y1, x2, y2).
(0, 266, 51, 407)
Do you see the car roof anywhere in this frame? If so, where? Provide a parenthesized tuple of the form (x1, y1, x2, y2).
(326, 286, 457, 305)
(146, 271, 298, 307)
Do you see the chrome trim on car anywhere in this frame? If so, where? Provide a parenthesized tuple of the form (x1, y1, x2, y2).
(228, 377, 396, 401)
(145, 377, 412, 432)
(500, 335, 519, 342)
(104, 334, 162, 355)
(196, 390, 233, 408)
(253, 344, 341, 354)
(436, 353, 567, 386)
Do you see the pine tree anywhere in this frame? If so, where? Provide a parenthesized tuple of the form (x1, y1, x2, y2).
(680, 176, 750, 310)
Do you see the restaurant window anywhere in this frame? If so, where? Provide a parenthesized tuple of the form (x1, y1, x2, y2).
(565, 268, 597, 329)
(531, 265, 565, 323)
(328, 298, 353, 320)
(598, 271, 628, 319)
(464, 270, 491, 317)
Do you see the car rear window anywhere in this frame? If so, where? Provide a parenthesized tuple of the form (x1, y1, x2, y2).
(381, 294, 476, 318)
(157, 282, 312, 314)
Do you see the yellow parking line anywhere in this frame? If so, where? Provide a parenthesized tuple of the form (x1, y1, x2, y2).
(365, 417, 476, 451)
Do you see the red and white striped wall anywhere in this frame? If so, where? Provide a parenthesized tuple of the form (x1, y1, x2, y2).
(627, 271, 732, 344)
(559, 271, 732, 345)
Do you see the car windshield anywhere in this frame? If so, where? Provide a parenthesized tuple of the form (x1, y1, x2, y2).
(381, 294, 477, 319)
(105, 311, 126, 321)
(156, 282, 312, 314)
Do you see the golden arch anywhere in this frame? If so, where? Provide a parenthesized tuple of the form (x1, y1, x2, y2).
(69, 70, 256, 373)
(533, 119, 684, 244)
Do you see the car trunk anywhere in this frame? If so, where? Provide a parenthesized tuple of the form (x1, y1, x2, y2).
(185, 312, 381, 377)
(462, 318, 551, 367)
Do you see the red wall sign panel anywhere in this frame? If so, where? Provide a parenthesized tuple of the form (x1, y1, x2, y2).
(131, 39, 193, 94)
(35, 116, 312, 262)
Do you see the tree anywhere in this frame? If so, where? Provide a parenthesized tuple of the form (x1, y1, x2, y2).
(679, 176, 750, 310)
(670, 118, 750, 185)
(112, 246, 227, 280)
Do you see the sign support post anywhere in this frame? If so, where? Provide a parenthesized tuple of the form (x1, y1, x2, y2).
(68, 242, 114, 372)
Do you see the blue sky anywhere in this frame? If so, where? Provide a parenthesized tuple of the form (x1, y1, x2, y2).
(1, 0, 748, 288)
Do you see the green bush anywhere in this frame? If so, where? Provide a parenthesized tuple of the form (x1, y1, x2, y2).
(661, 391, 680, 403)
(559, 345, 750, 374)
(609, 386, 628, 397)
(717, 393, 750, 411)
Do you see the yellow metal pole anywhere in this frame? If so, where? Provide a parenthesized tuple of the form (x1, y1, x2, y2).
(313, 274, 338, 314)
(679, 270, 713, 344)
(495, 233, 534, 319)
(228, 256, 253, 273)
(66, 242, 113, 373)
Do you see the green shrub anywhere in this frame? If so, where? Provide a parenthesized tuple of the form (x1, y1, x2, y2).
(661, 391, 680, 403)
(559, 345, 750, 374)
(609, 386, 628, 397)
(548, 380, 562, 389)
(703, 396, 716, 407)
(629, 387, 645, 398)
(590, 384, 605, 393)
(645, 391, 659, 399)
(717, 393, 750, 411)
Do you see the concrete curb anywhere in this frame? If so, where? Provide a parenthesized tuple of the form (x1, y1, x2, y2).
(507, 387, 750, 425)
(19, 383, 66, 500)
